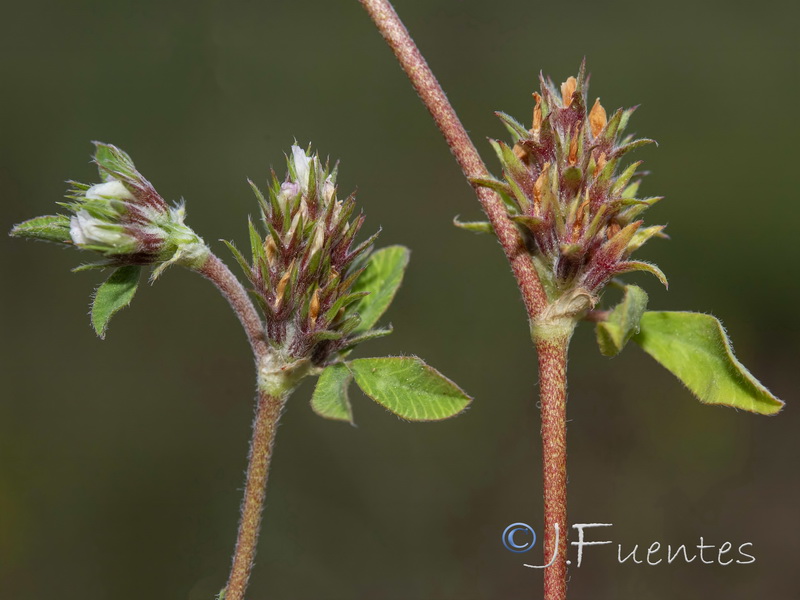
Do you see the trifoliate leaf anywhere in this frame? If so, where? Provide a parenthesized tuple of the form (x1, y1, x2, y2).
(348, 357, 472, 421)
(633, 311, 784, 415)
(310, 363, 354, 424)
(10, 214, 72, 245)
(595, 284, 648, 357)
(91, 265, 141, 339)
(351, 246, 409, 333)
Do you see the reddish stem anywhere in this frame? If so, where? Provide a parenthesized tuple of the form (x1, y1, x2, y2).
(358, 0, 548, 321)
(223, 390, 286, 600)
(198, 253, 279, 600)
(358, 2, 572, 597)
(536, 334, 570, 600)
(198, 252, 269, 360)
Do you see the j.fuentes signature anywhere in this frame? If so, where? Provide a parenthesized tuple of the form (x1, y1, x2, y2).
(503, 523, 756, 568)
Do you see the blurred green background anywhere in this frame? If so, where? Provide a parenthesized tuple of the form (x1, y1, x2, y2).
(1, 0, 798, 598)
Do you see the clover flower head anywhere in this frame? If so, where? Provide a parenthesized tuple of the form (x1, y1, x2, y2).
(482, 62, 668, 314)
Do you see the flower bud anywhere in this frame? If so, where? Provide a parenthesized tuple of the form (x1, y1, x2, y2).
(12, 142, 210, 275)
(85, 180, 135, 203)
(69, 210, 138, 253)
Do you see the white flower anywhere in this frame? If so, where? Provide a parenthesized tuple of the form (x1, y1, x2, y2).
(85, 180, 135, 202)
(291, 145, 312, 193)
(289, 145, 336, 204)
(69, 210, 135, 250)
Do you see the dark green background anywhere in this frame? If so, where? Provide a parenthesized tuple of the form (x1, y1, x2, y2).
(1, 0, 797, 598)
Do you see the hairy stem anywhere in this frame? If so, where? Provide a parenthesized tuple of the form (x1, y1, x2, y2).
(222, 390, 287, 600)
(358, 0, 548, 321)
(199, 254, 287, 599)
(535, 332, 572, 600)
(360, 0, 573, 595)
(198, 252, 268, 360)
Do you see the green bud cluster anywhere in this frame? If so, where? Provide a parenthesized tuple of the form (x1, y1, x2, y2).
(11, 142, 208, 276)
(227, 145, 389, 369)
(481, 62, 667, 306)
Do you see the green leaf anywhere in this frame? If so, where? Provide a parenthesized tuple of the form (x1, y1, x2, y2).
(91, 265, 141, 339)
(350, 246, 410, 333)
(10, 214, 72, 244)
(595, 285, 648, 357)
(310, 363, 355, 424)
(349, 357, 472, 421)
(633, 312, 784, 415)
(453, 216, 493, 233)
